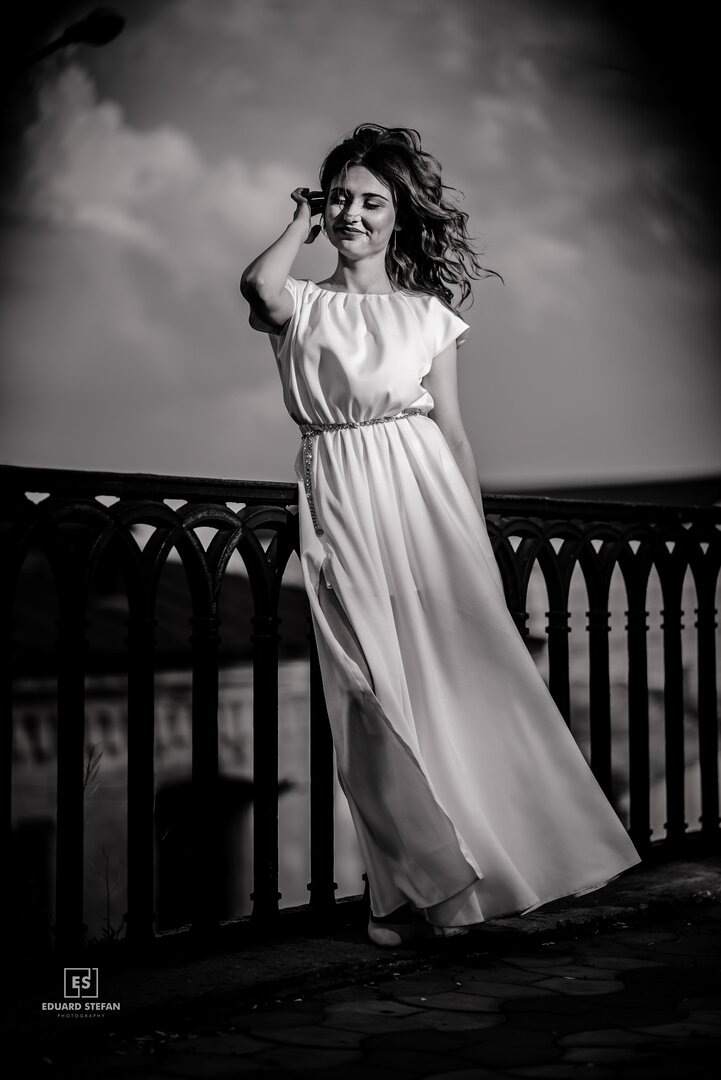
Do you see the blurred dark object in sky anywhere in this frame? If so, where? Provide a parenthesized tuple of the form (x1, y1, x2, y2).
(22, 7, 125, 68)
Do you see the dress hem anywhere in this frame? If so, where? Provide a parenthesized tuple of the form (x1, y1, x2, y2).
(425, 855, 643, 929)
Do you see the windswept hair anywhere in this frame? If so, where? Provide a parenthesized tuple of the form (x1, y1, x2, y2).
(318, 123, 501, 312)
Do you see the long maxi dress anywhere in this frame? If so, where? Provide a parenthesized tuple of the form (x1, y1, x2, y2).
(265, 275, 642, 926)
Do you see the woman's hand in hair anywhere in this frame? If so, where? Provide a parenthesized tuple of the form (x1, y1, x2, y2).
(291, 188, 323, 245)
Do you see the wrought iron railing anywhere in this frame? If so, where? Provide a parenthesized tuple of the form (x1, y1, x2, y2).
(2, 464, 719, 953)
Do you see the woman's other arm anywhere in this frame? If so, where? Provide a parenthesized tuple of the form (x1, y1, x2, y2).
(423, 342, 485, 518)
(240, 188, 320, 332)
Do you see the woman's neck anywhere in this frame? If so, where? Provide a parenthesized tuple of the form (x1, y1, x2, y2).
(327, 259, 392, 295)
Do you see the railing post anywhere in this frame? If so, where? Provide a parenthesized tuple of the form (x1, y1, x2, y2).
(661, 594, 687, 849)
(695, 594, 720, 846)
(125, 613, 156, 947)
(306, 614, 337, 916)
(54, 606, 87, 953)
(626, 599, 652, 855)
(190, 613, 221, 935)
(546, 606, 571, 727)
(250, 611, 282, 925)
(587, 606, 613, 798)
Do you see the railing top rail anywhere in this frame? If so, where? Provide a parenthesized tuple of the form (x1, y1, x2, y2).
(0, 464, 297, 506)
(1, 463, 720, 524)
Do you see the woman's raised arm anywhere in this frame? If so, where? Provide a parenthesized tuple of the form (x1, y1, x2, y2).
(240, 188, 321, 333)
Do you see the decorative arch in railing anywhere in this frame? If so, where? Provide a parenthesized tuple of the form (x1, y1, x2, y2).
(2, 467, 719, 954)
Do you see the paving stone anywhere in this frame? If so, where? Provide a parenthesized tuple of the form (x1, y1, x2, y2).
(502, 993, 618, 1016)
(506, 1065, 615, 1078)
(453, 1035, 563, 1068)
(605, 930, 680, 945)
(562, 1045, 658, 1064)
(321, 1010, 427, 1036)
(320, 1012, 427, 1036)
(630, 1016, 721, 1038)
(245, 1024, 367, 1049)
(557, 952, 666, 970)
(411, 1008, 506, 1032)
(395, 991, 502, 1012)
(169, 1032, 269, 1056)
(364, 1028, 474, 1053)
(679, 996, 721, 1010)
(686, 1009, 721, 1026)
(558, 1027, 666, 1047)
(645, 938, 721, 959)
(500, 954, 574, 969)
(230, 1008, 326, 1031)
(506, 960, 622, 980)
(424, 1070, 508, 1080)
(248, 1045, 363, 1072)
(501, 1004, 680, 1035)
(326, 1067, 408, 1080)
(616, 1055, 721, 1080)
(359, 1047, 474, 1075)
(458, 980, 558, 999)
(160, 1052, 269, 1076)
(323, 999, 422, 1019)
(534, 975, 625, 995)
(310, 985, 390, 1004)
(378, 976, 467, 998)
(452, 965, 548, 985)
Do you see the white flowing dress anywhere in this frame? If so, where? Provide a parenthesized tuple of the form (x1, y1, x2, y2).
(266, 276, 641, 926)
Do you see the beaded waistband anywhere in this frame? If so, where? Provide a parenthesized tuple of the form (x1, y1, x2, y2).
(297, 408, 426, 536)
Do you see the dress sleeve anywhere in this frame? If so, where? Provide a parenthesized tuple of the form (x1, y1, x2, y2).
(432, 298, 470, 355)
(281, 275, 300, 309)
(259, 276, 301, 347)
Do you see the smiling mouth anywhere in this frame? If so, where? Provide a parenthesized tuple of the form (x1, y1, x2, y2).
(338, 227, 364, 235)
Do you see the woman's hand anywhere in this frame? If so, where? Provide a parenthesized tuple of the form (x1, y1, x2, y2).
(291, 187, 324, 245)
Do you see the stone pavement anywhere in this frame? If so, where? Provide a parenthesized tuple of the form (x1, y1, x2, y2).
(10, 856, 721, 1079)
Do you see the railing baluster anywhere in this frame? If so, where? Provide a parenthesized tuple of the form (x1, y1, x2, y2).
(695, 591, 716, 842)
(661, 589, 687, 849)
(125, 613, 156, 946)
(626, 596, 651, 854)
(587, 606, 613, 799)
(695, 594, 719, 844)
(547, 606, 571, 727)
(306, 615, 337, 916)
(190, 614, 221, 935)
(54, 604, 87, 953)
(250, 611, 281, 925)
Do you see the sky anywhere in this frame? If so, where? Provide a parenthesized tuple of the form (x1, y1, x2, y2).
(1, 0, 720, 490)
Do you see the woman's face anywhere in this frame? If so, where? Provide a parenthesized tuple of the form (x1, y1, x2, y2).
(324, 165, 397, 259)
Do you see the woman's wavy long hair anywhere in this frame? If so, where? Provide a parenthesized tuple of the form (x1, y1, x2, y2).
(318, 123, 501, 311)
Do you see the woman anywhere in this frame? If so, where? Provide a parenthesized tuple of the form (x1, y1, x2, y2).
(240, 123, 641, 948)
